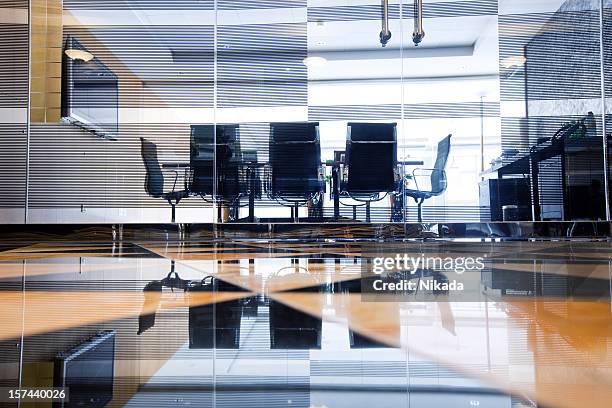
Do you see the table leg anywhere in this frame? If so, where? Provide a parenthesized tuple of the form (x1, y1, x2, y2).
(332, 166, 340, 220)
(530, 153, 541, 221)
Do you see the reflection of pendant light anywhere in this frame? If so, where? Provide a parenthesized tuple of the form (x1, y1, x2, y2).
(303, 56, 327, 68)
(501, 55, 526, 68)
(413, 0, 425, 46)
(64, 48, 94, 62)
(380, 0, 391, 47)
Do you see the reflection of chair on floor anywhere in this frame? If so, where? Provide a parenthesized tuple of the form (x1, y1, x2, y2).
(269, 295, 322, 349)
(140, 138, 189, 223)
(404, 134, 452, 223)
(188, 277, 244, 349)
(137, 260, 189, 335)
(340, 123, 400, 222)
(138, 268, 245, 345)
(268, 122, 325, 222)
(350, 331, 393, 348)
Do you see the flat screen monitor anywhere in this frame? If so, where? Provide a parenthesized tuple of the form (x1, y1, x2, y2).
(61, 36, 119, 140)
(54, 330, 116, 407)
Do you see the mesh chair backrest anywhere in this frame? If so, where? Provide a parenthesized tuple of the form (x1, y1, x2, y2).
(241, 150, 262, 196)
(345, 123, 397, 193)
(190, 124, 240, 162)
(190, 124, 242, 198)
(140, 138, 164, 198)
(431, 134, 452, 194)
(269, 122, 322, 197)
(190, 125, 215, 196)
(217, 125, 242, 199)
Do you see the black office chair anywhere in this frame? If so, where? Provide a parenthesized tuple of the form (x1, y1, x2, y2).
(140, 138, 189, 223)
(190, 125, 246, 220)
(242, 149, 262, 198)
(267, 122, 325, 221)
(404, 134, 452, 222)
(339, 123, 400, 222)
(241, 149, 263, 222)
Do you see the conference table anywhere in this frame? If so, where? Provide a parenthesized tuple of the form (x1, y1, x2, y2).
(163, 157, 424, 222)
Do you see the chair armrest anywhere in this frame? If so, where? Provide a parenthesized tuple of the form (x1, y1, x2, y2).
(161, 167, 190, 193)
(408, 168, 446, 194)
(412, 167, 438, 173)
(319, 164, 327, 192)
(340, 164, 348, 192)
(263, 164, 273, 196)
(166, 169, 179, 192)
(184, 168, 191, 191)
(394, 164, 402, 191)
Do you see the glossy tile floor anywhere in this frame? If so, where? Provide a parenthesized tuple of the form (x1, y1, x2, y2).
(0, 238, 611, 407)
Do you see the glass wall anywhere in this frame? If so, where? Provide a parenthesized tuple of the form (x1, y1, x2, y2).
(1, 0, 610, 224)
(0, 0, 28, 393)
(605, 0, 612, 220)
(498, 0, 610, 223)
(0, 0, 28, 224)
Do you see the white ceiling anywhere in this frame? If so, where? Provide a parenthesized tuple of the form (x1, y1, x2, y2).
(61, 0, 570, 83)
(307, 15, 498, 80)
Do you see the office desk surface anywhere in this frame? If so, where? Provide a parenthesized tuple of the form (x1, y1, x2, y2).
(480, 155, 530, 177)
(480, 136, 610, 178)
(480, 136, 611, 221)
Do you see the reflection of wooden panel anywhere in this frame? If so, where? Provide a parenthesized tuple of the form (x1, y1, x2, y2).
(6, 290, 248, 408)
(17, 316, 189, 408)
(30, 0, 63, 123)
(109, 311, 189, 408)
(22, 362, 54, 408)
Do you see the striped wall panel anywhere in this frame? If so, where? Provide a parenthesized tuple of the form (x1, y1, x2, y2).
(63, 23, 308, 108)
(217, 23, 307, 108)
(524, 9, 601, 102)
(0, 0, 27, 6)
(63, 26, 215, 108)
(218, 0, 306, 10)
(500, 9, 603, 102)
(606, 6, 612, 98)
(28, 123, 213, 208)
(0, 14, 27, 215)
(127, 392, 307, 408)
(308, 104, 401, 121)
(606, 5, 612, 196)
(606, 2, 612, 167)
(499, 13, 553, 102)
(311, 360, 505, 379)
(0, 23, 28, 108)
(62, 26, 215, 82)
(309, 102, 499, 121)
(0, 0, 27, 379)
(607, 4, 612, 208)
(308, 0, 497, 23)
(62, 0, 497, 16)
(0, 125, 27, 207)
(404, 102, 500, 119)
(63, 0, 214, 10)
